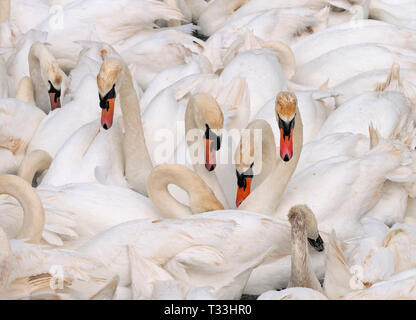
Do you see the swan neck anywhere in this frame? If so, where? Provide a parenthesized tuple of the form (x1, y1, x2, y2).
(18, 150, 52, 185)
(16, 76, 35, 105)
(0, 0, 10, 24)
(0, 175, 44, 242)
(119, 66, 153, 196)
(147, 165, 223, 218)
(289, 217, 322, 292)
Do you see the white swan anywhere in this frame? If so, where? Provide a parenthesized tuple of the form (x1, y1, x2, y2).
(28, 42, 69, 113)
(0, 95, 45, 174)
(316, 91, 411, 140)
(274, 126, 416, 240)
(292, 19, 416, 66)
(238, 92, 303, 214)
(293, 43, 416, 88)
(333, 63, 416, 107)
(34, 0, 186, 66)
(258, 205, 327, 300)
(77, 210, 292, 300)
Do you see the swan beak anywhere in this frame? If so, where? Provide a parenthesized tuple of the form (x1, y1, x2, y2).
(100, 98, 115, 130)
(280, 127, 294, 162)
(48, 82, 61, 111)
(236, 176, 252, 207)
(205, 138, 217, 171)
(308, 235, 324, 252)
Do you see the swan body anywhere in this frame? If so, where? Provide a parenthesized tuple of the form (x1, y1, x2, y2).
(121, 30, 204, 90)
(292, 19, 416, 66)
(26, 75, 101, 158)
(333, 65, 416, 106)
(317, 91, 410, 140)
(203, 8, 328, 70)
(293, 43, 416, 88)
(35, 0, 186, 65)
(369, 0, 416, 29)
(78, 210, 292, 300)
(219, 48, 287, 120)
(0, 228, 118, 299)
(0, 98, 45, 174)
(274, 132, 416, 240)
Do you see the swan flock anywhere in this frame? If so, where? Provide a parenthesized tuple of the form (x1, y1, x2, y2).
(0, 0, 416, 301)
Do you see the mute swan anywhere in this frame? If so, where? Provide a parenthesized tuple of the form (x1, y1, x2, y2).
(369, 0, 416, 30)
(78, 210, 292, 300)
(28, 42, 69, 113)
(147, 164, 224, 218)
(274, 127, 416, 240)
(219, 45, 290, 120)
(333, 63, 416, 107)
(120, 29, 205, 90)
(198, 0, 329, 36)
(0, 191, 118, 300)
(316, 91, 410, 140)
(238, 92, 303, 213)
(254, 88, 335, 145)
(35, 0, 186, 66)
(97, 55, 153, 196)
(203, 8, 328, 70)
(3, 29, 47, 98)
(292, 19, 416, 66)
(293, 43, 416, 88)
(258, 205, 327, 300)
(0, 97, 45, 174)
(324, 230, 416, 299)
(0, 174, 77, 246)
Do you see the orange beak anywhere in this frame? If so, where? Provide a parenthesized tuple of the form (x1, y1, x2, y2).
(280, 128, 294, 162)
(205, 138, 217, 171)
(49, 92, 61, 111)
(236, 177, 252, 207)
(101, 98, 115, 130)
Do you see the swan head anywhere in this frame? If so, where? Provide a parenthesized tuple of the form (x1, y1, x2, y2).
(45, 62, 63, 111)
(97, 57, 123, 130)
(30, 42, 64, 111)
(288, 205, 324, 252)
(275, 91, 297, 162)
(234, 126, 258, 207)
(188, 94, 224, 172)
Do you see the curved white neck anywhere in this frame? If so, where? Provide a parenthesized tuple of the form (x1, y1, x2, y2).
(0, 0, 10, 24)
(28, 44, 53, 110)
(118, 65, 153, 196)
(240, 108, 303, 214)
(18, 150, 52, 186)
(0, 175, 44, 242)
(16, 76, 35, 105)
(147, 164, 223, 218)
